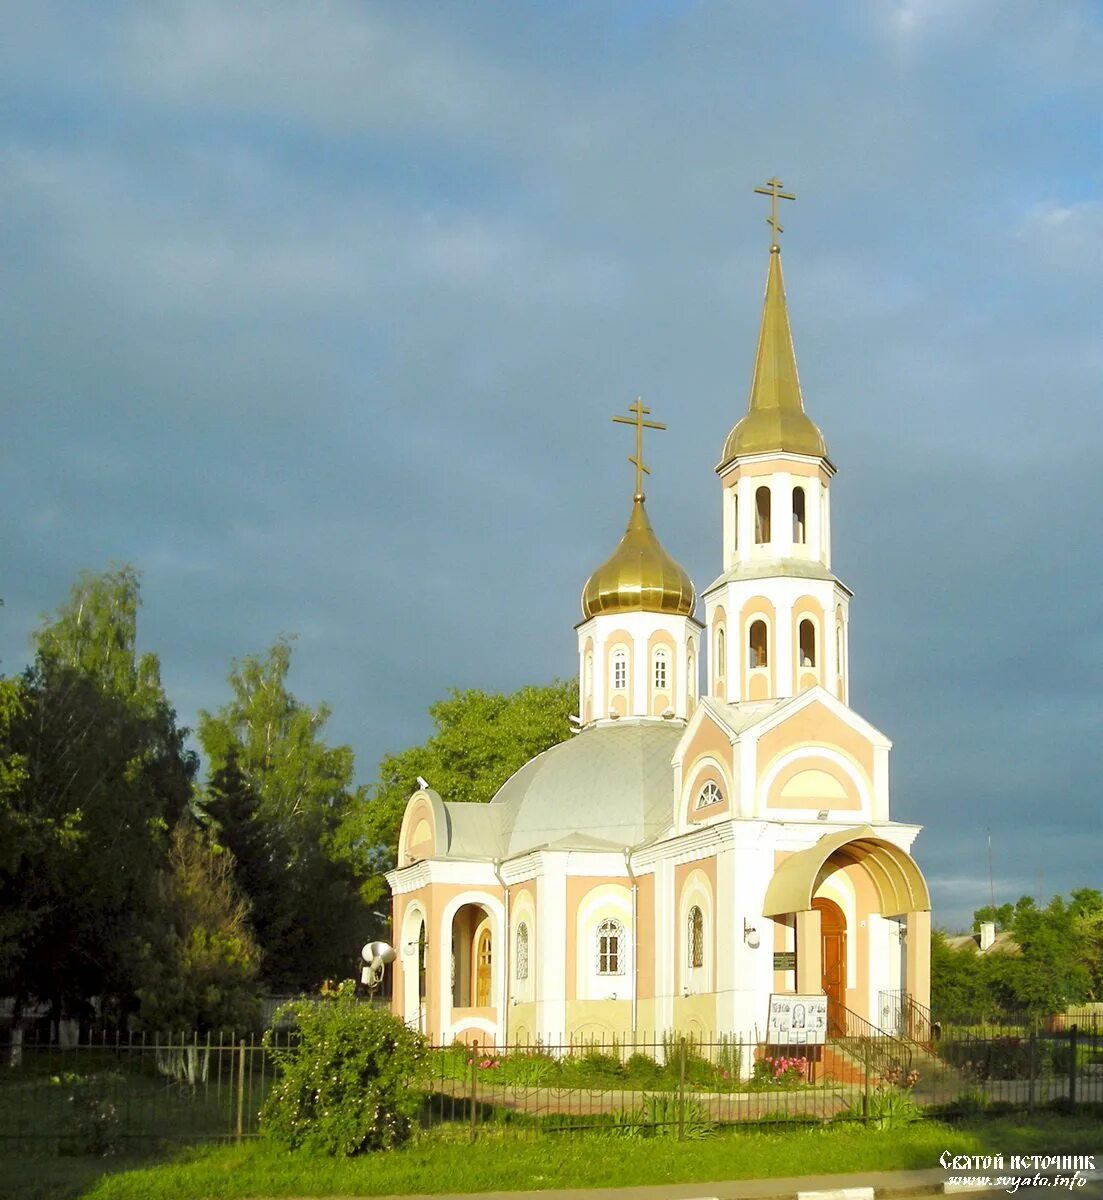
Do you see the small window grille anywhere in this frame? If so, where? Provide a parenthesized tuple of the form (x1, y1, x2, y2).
(596, 918, 625, 975)
(688, 905, 704, 969)
(696, 781, 723, 808)
(515, 921, 529, 981)
(653, 649, 668, 691)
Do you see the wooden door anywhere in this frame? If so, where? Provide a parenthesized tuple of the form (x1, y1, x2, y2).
(815, 898, 847, 1036)
(474, 928, 492, 1008)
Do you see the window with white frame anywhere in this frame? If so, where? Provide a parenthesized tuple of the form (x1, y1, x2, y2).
(653, 647, 669, 692)
(696, 780, 723, 808)
(612, 647, 628, 691)
(515, 921, 529, 981)
(687, 905, 704, 969)
(596, 918, 625, 975)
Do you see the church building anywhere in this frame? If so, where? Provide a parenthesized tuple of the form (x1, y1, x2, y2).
(387, 183, 931, 1049)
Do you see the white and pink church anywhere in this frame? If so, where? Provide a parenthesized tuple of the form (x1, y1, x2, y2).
(387, 209, 931, 1049)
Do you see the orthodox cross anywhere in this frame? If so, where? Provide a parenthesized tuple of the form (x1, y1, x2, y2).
(754, 176, 796, 249)
(613, 398, 666, 498)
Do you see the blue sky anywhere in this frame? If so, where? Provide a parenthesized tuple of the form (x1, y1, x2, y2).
(2, 1, 1101, 931)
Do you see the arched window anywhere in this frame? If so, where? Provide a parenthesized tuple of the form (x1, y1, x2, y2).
(596, 918, 625, 975)
(584, 651, 593, 700)
(687, 649, 697, 700)
(836, 624, 844, 671)
(749, 620, 769, 669)
(688, 905, 704, 969)
(612, 647, 628, 691)
(515, 921, 529, 981)
(792, 486, 806, 544)
(715, 627, 726, 677)
(799, 619, 816, 668)
(755, 486, 771, 544)
(475, 927, 492, 1007)
(653, 646, 669, 692)
(732, 491, 739, 552)
(417, 920, 427, 1001)
(696, 780, 723, 808)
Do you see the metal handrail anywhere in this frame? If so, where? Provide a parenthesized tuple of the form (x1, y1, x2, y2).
(833, 1003, 913, 1081)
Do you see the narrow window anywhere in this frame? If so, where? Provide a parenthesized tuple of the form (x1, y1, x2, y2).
(687, 650, 697, 700)
(836, 625, 844, 672)
(597, 918, 625, 975)
(799, 620, 816, 668)
(653, 647, 669, 692)
(584, 651, 593, 700)
(792, 486, 806, 544)
(475, 928, 492, 1007)
(515, 921, 529, 981)
(688, 906, 704, 969)
(716, 628, 726, 678)
(612, 647, 627, 691)
(755, 486, 771, 544)
(732, 491, 739, 551)
(749, 620, 769, 669)
(696, 780, 723, 808)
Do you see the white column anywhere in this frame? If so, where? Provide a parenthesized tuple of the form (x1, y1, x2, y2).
(633, 634, 649, 716)
(536, 870, 567, 1042)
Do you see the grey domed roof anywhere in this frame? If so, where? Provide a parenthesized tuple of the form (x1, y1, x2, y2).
(489, 720, 681, 857)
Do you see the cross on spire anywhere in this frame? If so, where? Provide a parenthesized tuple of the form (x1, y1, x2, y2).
(612, 397, 666, 499)
(754, 176, 796, 250)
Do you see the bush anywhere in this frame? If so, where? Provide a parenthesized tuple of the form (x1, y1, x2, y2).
(261, 981, 428, 1155)
(65, 1072, 123, 1157)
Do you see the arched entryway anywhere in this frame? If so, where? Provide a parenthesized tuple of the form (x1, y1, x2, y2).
(451, 902, 494, 1010)
(814, 897, 846, 1035)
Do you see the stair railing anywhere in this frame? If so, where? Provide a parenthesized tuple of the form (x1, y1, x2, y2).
(833, 1003, 913, 1082)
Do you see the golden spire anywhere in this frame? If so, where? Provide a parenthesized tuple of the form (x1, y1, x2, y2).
(719, 177, 828, 466)
(581, 402, 696, 620)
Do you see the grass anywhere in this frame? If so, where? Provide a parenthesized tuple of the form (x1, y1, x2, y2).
(21, 1114, 1094, 1200)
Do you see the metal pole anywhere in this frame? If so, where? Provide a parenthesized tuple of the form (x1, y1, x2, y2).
(1068, 1024, 1078, 1108)
(1027, 1027, 1036, 1113)
(470, 1040, 479, 1143)
(678, 1036, 686, 1140)
(235, 1040, 246, 1141)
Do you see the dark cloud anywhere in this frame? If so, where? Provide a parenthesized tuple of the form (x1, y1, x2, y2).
(3, 1, 1101, 932)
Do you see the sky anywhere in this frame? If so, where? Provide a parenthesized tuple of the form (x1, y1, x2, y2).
(2, 1, 1101, 933)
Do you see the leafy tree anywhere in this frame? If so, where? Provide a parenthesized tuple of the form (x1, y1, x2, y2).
(971, 903, 1014, 933)
(198, 639, 367, 992)
(0, 567, 195, 1019)
(134, 819, 260, 1033)
(339, 679, 575, 904)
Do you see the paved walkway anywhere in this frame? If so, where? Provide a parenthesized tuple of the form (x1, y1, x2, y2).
(368, 1165, 1100, 1200)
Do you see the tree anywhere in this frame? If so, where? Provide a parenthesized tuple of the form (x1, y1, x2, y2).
(0, 567, 196, 1019)
(197, 639, 368, 992)
(338, 679, 575, 905)
(134, 819, 260, 1034)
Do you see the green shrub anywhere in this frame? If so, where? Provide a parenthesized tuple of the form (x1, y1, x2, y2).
(65, 1072, 123, 1157)
(261, 981, 429, 1156)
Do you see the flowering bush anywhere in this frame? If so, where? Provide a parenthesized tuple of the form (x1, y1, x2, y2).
(261, 980, 429, 1156)
(753, 1054, 809, 1086)
(65, 1072, 123, 1156)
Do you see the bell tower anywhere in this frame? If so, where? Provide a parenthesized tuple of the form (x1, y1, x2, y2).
(702, 179, 852, 707)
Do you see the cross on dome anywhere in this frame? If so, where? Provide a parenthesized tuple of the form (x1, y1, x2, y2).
(612, 397, 666, 500)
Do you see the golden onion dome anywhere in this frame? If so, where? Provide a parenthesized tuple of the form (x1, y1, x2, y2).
(581, 495, 696, 620)
(720, 247, 828, 467)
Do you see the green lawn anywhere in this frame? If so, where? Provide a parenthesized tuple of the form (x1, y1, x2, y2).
(16, 1115, 1093, 1200)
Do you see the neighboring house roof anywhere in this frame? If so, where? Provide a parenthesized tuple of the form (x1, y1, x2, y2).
(487, 719, 683, 858)
(945, 930, 1021, 956)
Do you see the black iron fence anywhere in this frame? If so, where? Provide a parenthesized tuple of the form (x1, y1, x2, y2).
(3, 1024, 1101, 1155)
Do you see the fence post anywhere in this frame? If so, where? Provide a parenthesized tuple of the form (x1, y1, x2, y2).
(235, 1040, 246, 1141)
(1068, 1024, 1078, 1108)
(677, 1036, 687, 1140)
(1027, 1027, 1037, 1113)
(862, 1056, 871, 1122)
(470, 1040, 479, 1143)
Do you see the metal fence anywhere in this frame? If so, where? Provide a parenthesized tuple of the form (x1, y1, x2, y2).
(2, 1024, 1101, 1155)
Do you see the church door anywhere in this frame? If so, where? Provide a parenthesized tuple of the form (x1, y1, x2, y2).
(474, 928, 492, 1007)
(814, 898, 847, 1036)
